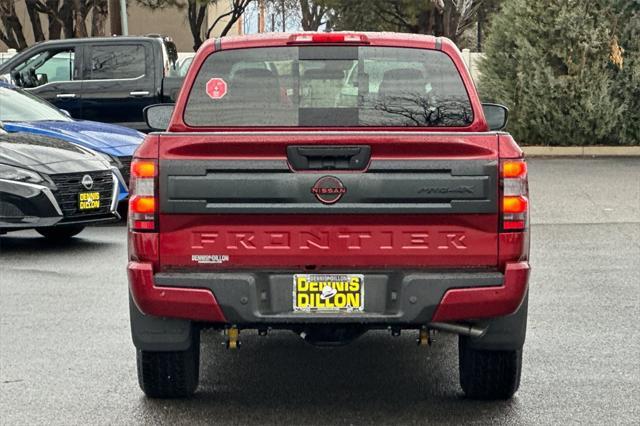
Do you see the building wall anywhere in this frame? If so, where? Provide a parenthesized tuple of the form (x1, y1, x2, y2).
(126, 4, 195, 52)
(127, 1, 242, 52)
(1, 0, 241, 53)
(461, 49, 484, 83)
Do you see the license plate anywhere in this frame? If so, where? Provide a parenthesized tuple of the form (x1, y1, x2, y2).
(78, 192, 100, 210)
(293, 274, 364, 312)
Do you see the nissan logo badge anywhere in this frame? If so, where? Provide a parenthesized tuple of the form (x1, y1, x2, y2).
(81, 174, 94, 190)
(311, 176, 347, 205)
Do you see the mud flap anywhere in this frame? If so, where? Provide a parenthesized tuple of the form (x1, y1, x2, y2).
(129, 294, 195, 352)
(462, 292, 529, 351)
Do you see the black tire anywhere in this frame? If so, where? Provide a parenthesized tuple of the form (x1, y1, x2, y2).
(36, 225, 85, 240)
(136, 332, 200, 398)
(459, 338, 522, 400)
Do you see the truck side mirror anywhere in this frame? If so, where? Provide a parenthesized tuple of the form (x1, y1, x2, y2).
(482, 103, 509, 131)
(144, 104, 175, 131)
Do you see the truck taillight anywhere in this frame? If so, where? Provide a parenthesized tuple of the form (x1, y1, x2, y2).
(129, 159, 157, 231)
(501, 160, 529, 231)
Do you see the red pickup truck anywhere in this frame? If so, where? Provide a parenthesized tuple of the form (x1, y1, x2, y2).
(128, 32, 530, 400)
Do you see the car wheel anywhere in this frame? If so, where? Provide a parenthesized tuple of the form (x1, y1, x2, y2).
(136, 332, 200, 398)
(459, 338, 522, 400)
(36, 225, 86, 240)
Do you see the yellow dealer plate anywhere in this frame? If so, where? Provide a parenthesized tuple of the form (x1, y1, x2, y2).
(293, 274, 364, 312)
(78, 192, 100, 210)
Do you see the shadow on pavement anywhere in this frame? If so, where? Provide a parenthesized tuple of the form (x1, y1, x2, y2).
(0, 233, 119, 254)
(137, 331, 523, 424)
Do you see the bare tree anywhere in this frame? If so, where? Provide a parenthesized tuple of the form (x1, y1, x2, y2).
(299, 0, 327, 31)
(265, 0, 300, 32)
(40, 0, 70, 39)
(372, 93, 472, 127)
(25, 0, 47, 42)
(363, 0, 484, 43)
(0, 0, 28, 50)
(188, 0, 208, 51)
(206, 0, 253, 39)
(136, 0, 254, 51)
(72, 0, 88, 37)
(450, 0, 482, 40)
(91, 0, 109, 36)
(136, 0, 206, 50)
(0, 0, 109, 49)
(31, 0, 92, 39)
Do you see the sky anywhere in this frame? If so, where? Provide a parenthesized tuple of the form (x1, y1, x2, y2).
(242, 1, 303, 34)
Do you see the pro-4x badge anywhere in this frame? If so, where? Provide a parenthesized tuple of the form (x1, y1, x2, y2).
(311, 176, 346, 204)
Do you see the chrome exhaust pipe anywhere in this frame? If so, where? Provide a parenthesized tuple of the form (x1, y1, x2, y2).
(429, 322, 487, 338)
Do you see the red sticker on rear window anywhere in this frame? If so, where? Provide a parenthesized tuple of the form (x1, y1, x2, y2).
(205, 78, 227, 100)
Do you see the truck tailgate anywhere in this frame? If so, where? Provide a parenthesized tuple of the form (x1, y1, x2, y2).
(156, 133, 500, 270)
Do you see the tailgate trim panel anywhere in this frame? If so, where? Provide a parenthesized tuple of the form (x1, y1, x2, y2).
(159, 159, 498, 214)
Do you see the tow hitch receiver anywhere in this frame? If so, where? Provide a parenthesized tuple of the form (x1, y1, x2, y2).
(226, 326, 240, 349)
(417, 327, 432, 346)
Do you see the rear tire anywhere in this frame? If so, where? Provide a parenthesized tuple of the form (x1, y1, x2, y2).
(136, 332, 200, 398)
(459, 338, 522, 400)
(36, 225, 85, 240)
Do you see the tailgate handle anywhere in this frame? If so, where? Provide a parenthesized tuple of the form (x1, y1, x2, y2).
(287, 145, 371, 170)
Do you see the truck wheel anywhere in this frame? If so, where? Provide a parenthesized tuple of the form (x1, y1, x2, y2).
(136, 333, 200, 398)
(458, 338, 522, 400)
(36, 225, 85, 240)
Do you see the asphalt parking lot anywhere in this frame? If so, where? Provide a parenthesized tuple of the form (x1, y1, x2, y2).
(1, 158, 638, 425)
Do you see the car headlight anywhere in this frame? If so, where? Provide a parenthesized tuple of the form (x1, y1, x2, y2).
(0, 163, 45, 184)
(99, 153, 123, 169)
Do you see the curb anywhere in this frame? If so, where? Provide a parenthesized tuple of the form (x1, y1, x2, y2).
(523, 146, 640, 157)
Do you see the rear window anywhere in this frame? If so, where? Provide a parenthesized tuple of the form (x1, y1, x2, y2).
(87, 44, 146, 80)
(184, 46, 473, 127)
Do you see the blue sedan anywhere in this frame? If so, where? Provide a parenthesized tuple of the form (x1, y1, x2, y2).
(0, 82, 144, 201)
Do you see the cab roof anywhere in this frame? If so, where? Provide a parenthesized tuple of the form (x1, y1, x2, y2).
(200, 31, 453, 53)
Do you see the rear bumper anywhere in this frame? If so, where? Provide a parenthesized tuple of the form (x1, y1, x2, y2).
(127, 262, 530, 325)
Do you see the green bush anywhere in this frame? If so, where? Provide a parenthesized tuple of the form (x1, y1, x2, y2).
(479, 0, 639, 146)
